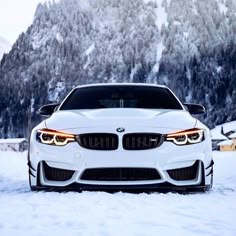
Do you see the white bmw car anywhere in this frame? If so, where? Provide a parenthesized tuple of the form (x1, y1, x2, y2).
(28, 83, 213, 192)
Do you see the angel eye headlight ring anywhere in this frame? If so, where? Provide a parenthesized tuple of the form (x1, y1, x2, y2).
(36, 129, 76, 146)
(166, 128, 204, 145)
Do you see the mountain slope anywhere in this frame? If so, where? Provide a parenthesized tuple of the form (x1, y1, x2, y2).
(0, 36, 11, 60)
(0, 0, 236, 138)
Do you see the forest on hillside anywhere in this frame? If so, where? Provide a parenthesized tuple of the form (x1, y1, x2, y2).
(0, 0, 236, 138)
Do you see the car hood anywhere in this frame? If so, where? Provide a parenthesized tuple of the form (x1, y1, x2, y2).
(44, 108, 197, 133)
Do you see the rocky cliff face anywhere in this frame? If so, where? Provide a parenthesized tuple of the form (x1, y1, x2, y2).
(0, 0, 236, 137)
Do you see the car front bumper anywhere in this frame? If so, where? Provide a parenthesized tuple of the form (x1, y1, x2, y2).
(29, 134, 213, 190)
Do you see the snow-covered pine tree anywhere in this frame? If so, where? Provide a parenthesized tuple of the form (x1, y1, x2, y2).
(0, 0, 235, 137)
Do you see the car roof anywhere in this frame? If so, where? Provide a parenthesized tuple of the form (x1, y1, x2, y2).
(75, 83, 168, 89)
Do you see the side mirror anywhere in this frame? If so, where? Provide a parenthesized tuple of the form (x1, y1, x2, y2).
(38, 103, 59, 117)
(184, 103, 206, 115)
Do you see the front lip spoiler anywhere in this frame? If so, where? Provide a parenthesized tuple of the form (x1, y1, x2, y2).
(33, 182, 211, 193)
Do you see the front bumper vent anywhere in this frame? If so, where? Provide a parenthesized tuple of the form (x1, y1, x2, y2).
(80, 168, 161, 181)
(167, 161, 199, 181)
(43, 162, 74, 181)
(123, 133, 163, 150)
(78, 133, 119, 150)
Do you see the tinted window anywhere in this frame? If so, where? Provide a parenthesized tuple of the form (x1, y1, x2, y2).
(60, 85, 183, 110)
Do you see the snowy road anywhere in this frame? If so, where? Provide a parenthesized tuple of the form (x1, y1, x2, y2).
(0, 151, 236, 236)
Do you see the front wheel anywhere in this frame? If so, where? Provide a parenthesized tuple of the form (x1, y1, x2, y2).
(210, 168, 213, 189)
(28, 170, 39, 191)
(28, 152, 40, 191)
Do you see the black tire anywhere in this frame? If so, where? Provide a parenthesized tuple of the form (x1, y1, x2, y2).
(28, 152, 41, 191)
(202, 167, 213, 192)
(210, 168, 214, 189)
(28, 171, 38, 191)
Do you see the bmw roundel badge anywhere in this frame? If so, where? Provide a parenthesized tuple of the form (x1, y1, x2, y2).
(116, 127, 125, 133)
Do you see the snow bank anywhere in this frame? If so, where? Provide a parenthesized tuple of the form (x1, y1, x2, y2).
(0, 151, 236, 236)
(211, 121, 236, 136)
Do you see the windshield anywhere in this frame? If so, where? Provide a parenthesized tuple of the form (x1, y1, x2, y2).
(60, 85, 183, 110)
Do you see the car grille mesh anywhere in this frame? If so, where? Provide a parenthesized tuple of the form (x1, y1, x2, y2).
(43, 162, 74, 181)
(80, 168, 161, 181)
(78, 133, 119, 150)
(167, 161, 199, 181)
(123, 133, 163, 150)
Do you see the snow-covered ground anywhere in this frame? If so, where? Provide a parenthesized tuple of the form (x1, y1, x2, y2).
(0, 151, 236, 236)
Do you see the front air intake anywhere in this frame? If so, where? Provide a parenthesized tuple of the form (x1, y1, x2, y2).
(43, 162, 74, 181)
(167, 161, 199, 181)
(78, 133, 119, 150)
(80, 168, 161, 181)
(123, 133, 163, 150)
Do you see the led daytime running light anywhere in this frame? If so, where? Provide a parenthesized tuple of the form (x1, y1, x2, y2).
(37, 129, 75, 146)
(166, 128, 204, 145)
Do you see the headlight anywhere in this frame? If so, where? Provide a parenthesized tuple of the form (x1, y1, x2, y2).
(166, 128, 204, 145)
(36, 129, 76, 146)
